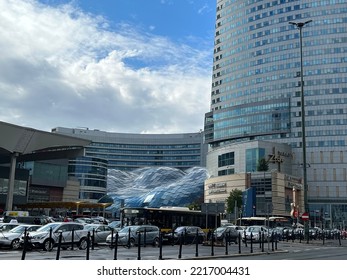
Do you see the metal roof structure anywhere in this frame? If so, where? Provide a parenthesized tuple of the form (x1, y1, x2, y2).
(0, 121, 92, 211)
(0, 121, 91, 163)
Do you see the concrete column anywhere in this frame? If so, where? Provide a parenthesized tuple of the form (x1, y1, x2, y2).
(5, 152, 18, 211)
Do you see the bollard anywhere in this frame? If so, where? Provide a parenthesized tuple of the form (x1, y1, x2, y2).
(259, 232, 262, 249)
(56, 232, 63, 260)
(250, 232, 253, 253)
(225, 232, 229, 255)
(211, 231, 214, 256)
(49, 227, 53, 251)
(127, 228, 131, 248)
(71, 228, 75, 250)
(21, 229, 28, 260)
(195, 228, 199, 257)
(238, 232, 241, 254)
(339, 232, 342, 246)
(137, 231, 141, 260)
(159, 231, 163, 260)
(275, 234, 278, 250)
(111, 229, 114, 248)
(244, 230, 247, 247)
(171, 229, 175, 246)
(143, 228, 146, 248)
(261, 232, 265, 252)
(178, 232, 183, 259)
(322, 231, 325, 245)
(86, 231, 90, 260)
(92, 229, 95, 250)
(271, 232, 274, 251)
(113, 232, 119, 260)
(286, 230, 289, 242)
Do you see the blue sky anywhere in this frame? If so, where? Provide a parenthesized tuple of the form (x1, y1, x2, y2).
(0, 0, 216, 133)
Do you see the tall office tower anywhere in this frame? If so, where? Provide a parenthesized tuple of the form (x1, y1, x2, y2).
(205, 0, 347, 223)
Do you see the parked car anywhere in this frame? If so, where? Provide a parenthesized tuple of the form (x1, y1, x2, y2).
(225, 225, 246, 236)
(163, 226, 206, 245)
(0, 224, 41, 249)
(243, 225, 270, 242)
(106, 225, 160, 247)
(212, 226, 238, 243)
(272, 226, 292, 240)
(23, 222, 89, 251)
(84, 224, 113, 244)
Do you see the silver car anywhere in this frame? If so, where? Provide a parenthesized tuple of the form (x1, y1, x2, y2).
(24, 222, 89, 251)
(243, 225, 270, 242)
(0, 224, 41, 249)
(106, 225, 160, 247)
(84, 224, 113, 244)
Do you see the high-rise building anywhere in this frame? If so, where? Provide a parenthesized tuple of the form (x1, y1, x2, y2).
(205, 0, 347, 227)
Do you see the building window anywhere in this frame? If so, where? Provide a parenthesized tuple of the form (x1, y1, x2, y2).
(218, 152, 235, 168)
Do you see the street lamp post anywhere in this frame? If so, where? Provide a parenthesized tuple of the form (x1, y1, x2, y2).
(289, 20, 312, 241)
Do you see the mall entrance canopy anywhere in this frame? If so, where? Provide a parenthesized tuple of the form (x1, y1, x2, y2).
(0, 121, 91, 211)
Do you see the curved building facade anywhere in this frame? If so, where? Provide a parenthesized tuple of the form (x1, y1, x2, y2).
(205, 0, 347, 227)
(52, 127, 207, 171)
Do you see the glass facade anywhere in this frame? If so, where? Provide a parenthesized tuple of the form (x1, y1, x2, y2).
(68, 156, 108, 200)
(206, 0, 347, 211)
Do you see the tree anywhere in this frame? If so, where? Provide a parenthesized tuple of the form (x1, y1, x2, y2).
(257, 157, 269, 171)
(226, 189, 243, 213)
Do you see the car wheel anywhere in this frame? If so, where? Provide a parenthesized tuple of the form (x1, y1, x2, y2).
(11, 239, 20, 250)
(78, 238, 88, 250)
(152, 237, 159, 247)
(43, 239, 54, 251)
(129, 238, 136, 247)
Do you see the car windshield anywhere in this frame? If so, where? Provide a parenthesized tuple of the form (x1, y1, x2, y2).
(214, 227, 225, 234)
(84, 225, 98, 231)
(109, 221, 121, 227)
(36, 223, 60, 232)
(9, 225, 28, 233)
(118, 226, 139, 233)
(247, 227, 261, 232)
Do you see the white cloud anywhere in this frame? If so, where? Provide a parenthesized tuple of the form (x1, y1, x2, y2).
(0, 0, 212, 134)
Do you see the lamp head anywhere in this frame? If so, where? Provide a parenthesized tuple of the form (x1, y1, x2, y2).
(289, 20, 312, 28)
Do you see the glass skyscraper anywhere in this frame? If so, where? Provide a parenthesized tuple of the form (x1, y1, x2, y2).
(205, 0, 347, 223)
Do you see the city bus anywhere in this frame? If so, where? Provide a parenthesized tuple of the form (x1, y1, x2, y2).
(120, 206, 221, 232)
(237, 216, 292, 228)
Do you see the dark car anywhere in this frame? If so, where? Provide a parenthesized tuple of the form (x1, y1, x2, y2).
(212, 226, 238, 244)
(164, 226, 206, 245)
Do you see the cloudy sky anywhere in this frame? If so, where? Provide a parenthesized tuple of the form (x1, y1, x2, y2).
(0, 0, 216, 134)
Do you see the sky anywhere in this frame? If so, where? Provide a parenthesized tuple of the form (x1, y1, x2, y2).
(0, 0, 216, 134)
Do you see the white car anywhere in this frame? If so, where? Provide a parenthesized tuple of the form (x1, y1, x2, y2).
(0, 224, 41, 249)
(24, 222, 89, 251)
(243, 225, 270, 242)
